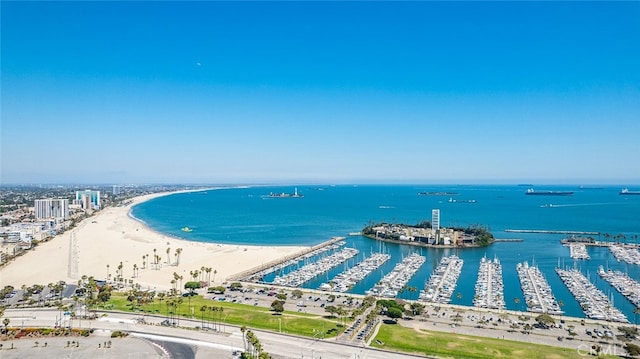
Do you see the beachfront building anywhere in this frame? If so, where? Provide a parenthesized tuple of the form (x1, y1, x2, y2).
(75, 190, 101, 210)
(34, 198, 69, 220)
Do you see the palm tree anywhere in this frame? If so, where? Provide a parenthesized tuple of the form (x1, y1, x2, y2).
(153, 249, 157, 265)
(175, 248, 182, 266)
(166, 247, 171, 264)
(241, 325, 247, 352)
(200, 305, 207, 328)
(106, 264, 110, 280)
(213, 269, 217, 283)
(133, 264, 138, 278)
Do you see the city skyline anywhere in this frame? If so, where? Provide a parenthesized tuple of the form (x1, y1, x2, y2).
(2, 2, 639, 185)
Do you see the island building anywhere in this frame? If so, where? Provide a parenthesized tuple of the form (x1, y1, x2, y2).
(364, 208, 486, 247)
(34, 198, 69, 221)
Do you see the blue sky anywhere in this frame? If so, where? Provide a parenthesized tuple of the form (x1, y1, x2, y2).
(2, 1, 639, 184)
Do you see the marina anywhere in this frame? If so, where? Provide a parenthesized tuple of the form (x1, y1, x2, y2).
(609, 245, 640, 265)
(419, 255, 464, 304)
(242, 239, 346, 281)
(516, 261, 563, 315)
(319, 252, 391, 292)
(272, 247, 359, 287)
(598, 266, 640, 309)
(567, 243, 590, 260)
(135, 185, 640, 320)
(473, 256, 505, 310)
(365, 253, 425, 298)
(556, 267, 628, 322)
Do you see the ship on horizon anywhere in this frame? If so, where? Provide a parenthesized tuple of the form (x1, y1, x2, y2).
(418, 191, 459, 196)
(268, 187, 304, 198)
(620, 188, 640, 195)
(525, 188, 574, 196)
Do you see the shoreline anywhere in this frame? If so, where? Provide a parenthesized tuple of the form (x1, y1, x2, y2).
(0, 188, 306, 291)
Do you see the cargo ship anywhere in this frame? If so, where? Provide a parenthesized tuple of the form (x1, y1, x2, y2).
(620, 188, 640, 195)
(525, 188, 573, 196)
(418, 191, 459, 196)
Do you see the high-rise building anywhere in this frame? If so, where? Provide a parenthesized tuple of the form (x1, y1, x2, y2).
(34, 199, 69, 220)
(75, 190, 101, 209)
(112, 185, 121, 195)
(431, 209, 440, 232)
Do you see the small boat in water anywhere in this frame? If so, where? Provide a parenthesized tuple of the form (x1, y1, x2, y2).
(181, 227, 193, 232)
(620, 188, 640, 195)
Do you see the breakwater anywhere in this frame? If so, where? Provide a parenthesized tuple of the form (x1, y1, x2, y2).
(505, 229, 599, 235)
(228, 236, 345, 281)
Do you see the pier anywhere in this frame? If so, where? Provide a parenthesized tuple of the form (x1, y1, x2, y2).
(230, 236, 346, 281)
(566, 243, 590, 260)
(598, 266, 640, 309)
(505, 229, 599, 235)
(419, 255, 464, 304)
(473, 256, 505, 310)
(365, 253, 425, 298)
(556, 267, 628, 323)
(516, 261, 563, 315)
(319, 253, 390, 292)
(609, 244, 640, 265)
(273, 247, 360, 287)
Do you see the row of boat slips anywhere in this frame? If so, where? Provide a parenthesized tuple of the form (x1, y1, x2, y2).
(473, 256, 505, 310)
(272, 247, 359, 287)
(516, 261, 564, 315)
(365, 253, 426, 298)
(253, 241, 346, 279)
(319, 253, 391, 293)
(598, 266, 640, 309)
(419, 255, 464, 304)
(556, 268, 629, 323)
(566, 243, 590, 260)
(609, 245, 640, 265)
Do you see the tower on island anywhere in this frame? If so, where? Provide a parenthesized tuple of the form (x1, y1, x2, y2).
(432, 209, 441, 244)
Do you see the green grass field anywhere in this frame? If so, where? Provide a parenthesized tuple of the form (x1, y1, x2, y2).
(105, 293, 343, 337)
(371, 322, 619, 359)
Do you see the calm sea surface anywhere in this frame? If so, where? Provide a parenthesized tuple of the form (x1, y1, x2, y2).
(132, 185, 640, 321)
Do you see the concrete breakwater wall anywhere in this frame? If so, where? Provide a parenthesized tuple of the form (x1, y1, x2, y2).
(227, 236, 345, 282)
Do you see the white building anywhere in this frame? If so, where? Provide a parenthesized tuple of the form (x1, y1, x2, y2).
(34, 198, 69, 220)
(75, 190, 101, 209)
(432, 209, 440, 232)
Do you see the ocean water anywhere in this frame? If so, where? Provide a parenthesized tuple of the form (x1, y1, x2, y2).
(132, 185, 640, 321)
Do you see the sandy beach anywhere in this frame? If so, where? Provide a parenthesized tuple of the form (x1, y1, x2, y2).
(0, 190, 305, 290)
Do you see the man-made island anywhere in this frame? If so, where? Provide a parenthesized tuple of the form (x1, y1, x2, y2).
(362, 220, 494, 248)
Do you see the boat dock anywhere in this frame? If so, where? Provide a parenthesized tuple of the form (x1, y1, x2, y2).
(598, 266, 640, 309)
(272, 247, 360, 287)
(231, 236, 346, 282)
(505, 229, 599, 235)
(419, 255, 464, 304)
(365, 253, 425, 298)
(516, 261, 563, 315)
(319, 253, 391, 292)
(556, 267, 628, 322)
(473, 256, 505, 310)
(609, 245, 640, 265)
(566, 243, 590, 260)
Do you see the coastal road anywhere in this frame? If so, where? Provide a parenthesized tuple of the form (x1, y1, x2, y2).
(3, 308, 428, 359)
